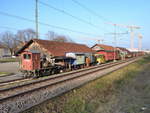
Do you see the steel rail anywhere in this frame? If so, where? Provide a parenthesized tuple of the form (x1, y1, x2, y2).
(0, 78, 31, 87)
(0, 59, 120, 86)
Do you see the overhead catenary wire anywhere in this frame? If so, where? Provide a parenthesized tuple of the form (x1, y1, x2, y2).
(39, 1, 110, 32)
(0, 25, 92, 43)
(0, 26, 18, 31)
(71, 0, 131, 47)
(0, 25, 129, 47)
(0, 25, 111, 47)
(71, 0, 112, 23)
(0, 25, 47, 37)
(71, 0, 129, 39)
(0, 11, 103, 37)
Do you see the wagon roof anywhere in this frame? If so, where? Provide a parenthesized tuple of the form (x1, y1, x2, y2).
(15, 39, 94, 56)
(117, 47, 131, 53)
(92, 44, 116, 51)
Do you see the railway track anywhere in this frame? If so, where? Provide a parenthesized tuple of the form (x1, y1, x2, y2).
(0, 60, 123, 86)
(0, 73, 27, 84)
(0, 59, 124, 88)
(0, 58, 131, 92)
(0, 57, 141, 113)
(0, 77, 32, 87)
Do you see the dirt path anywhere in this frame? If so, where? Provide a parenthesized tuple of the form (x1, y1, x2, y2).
(0, 62, 19, 73)
(96, 63, 150, 113)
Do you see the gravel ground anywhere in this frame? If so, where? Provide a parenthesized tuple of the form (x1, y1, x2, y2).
(0, 62, 22, 83)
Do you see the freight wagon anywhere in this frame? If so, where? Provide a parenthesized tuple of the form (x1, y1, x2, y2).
(66, 52, 96, 68)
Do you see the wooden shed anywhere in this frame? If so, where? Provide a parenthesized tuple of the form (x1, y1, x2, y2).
(91, 44, 119, 61)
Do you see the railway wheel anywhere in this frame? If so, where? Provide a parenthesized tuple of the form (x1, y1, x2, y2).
(60, 69, 63, 73)
(33, 70, 40, 78)
(23, 72, 28, 78)
(51, 69, 55, 75)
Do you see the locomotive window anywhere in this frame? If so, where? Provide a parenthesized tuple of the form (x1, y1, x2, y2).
(23, 54, 31, 59)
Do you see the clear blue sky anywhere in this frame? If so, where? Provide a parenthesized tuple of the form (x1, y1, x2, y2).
(0, 0, 150, 49)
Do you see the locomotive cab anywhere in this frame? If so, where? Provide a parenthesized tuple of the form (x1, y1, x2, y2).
(20, 51, 40, 75)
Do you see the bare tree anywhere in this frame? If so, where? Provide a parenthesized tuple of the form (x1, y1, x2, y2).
(0, 29, 74, 56)
(16, 28, 36, 43)
(52, 35, 68, 42)
(46, 31, 57, 40)
(0, 31, 18, 56)
(46, 31, 74, 43)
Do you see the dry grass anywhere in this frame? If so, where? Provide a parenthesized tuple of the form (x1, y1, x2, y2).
(0, 58, 19, 63)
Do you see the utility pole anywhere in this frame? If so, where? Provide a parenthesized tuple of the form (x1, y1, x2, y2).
(130, 28, 134, 49)
(105, 23, 118, 62)
(138, 33, 142, 51)
(105, 31, 129, 50)
(106, 22, 140, 49)
(105, 26, 129, 62)
(35, 0, 39, 39)
(113, 24, 117, 62)
(128, 26, 141, 49)
(97, 40, 100, 44)
(97, 39, 104, 44)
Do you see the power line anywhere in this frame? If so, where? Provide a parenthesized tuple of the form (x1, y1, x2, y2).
(71, 0, 112, 23)
(0, 11, 102, 37)
(0, 25, 109, 45)
(0, 26, 46, 36)
(0, 26, 18, 31)
(35, 0, 39, 38)
(39, 1, 109, 32)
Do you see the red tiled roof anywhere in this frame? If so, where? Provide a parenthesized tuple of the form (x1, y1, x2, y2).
(34, 39, 94, 56)
(16, 39, 94, 56)
(92, 44, 115, 51)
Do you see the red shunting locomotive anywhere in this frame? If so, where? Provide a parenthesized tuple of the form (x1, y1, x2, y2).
(20, 51, 63, 77)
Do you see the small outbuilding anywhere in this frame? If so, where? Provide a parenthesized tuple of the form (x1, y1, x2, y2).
(91, 44, 119, 61)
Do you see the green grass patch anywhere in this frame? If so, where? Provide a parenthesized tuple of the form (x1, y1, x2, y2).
(0, 72, 9, 76)
(0, 58, 19, 63)
(24, 56, 150, 113)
